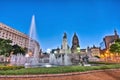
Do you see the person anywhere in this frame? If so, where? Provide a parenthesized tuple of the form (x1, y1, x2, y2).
(85, 55, 89, 63)
(80, 56, 84, 66)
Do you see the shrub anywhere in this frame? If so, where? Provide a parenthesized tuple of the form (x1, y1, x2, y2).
(94, 56, 100, 58)
(0, 66, 24, 70)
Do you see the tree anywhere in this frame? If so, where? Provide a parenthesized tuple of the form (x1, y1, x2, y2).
(115, 39, 120, 44)
(109, 43, 120, 54)
(0, 38, 12, 57)
(109, 39, 120, 62)
(12, 44, 26, 55)
(0, 38, 12, 65)
(110, 39, 120, 54)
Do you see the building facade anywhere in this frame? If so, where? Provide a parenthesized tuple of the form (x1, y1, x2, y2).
(60, 32, 70, 53)
(71, 33, 80, 53)
(0, 23, 40, 51)
(103, 30, 119, 49)
(90, 45, 100, 57)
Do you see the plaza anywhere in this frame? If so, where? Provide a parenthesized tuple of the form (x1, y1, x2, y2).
(0, 0, 120, 80)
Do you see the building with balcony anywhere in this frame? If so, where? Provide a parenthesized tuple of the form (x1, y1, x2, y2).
(0, 23, 40, 52)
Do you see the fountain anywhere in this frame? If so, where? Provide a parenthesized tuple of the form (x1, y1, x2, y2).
(28, 15, 38, 57)
(24, 15, 73, 67)
(49, 53, 72, 66)
(10, 54, 26, 66)
(49, 54, 57, 65)
(10, 15, 75, 68)
(24, 15, 40, 68)
(64, 54, 72, 65)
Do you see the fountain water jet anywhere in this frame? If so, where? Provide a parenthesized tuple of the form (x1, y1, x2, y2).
(28, 15, 39, 57)
(10, 15, 73, 68)
(24, 15, 40, 67)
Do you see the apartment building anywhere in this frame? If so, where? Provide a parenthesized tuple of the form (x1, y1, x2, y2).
(0, 23, 39, 50)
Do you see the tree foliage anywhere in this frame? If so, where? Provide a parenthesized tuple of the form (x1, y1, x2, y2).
(12, 44, 26, 55)
(0, 38, 12, 57)
(0, 38, 27, 57)
(109, 39, 120, 54)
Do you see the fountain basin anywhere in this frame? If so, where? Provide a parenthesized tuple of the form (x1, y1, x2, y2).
(24, 63, 57, 68)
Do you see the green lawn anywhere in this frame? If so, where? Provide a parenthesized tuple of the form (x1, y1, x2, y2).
(0, 64, 120, 75)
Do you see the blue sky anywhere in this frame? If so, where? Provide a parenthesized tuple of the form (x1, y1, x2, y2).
(0, 0, 120, 51)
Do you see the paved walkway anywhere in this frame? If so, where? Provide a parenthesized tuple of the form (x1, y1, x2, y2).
(0, 69, 120, 80)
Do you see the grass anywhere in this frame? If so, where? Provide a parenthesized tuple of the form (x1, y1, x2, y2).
(0, 63, 120, 75)
(88, 61, 120, 65)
